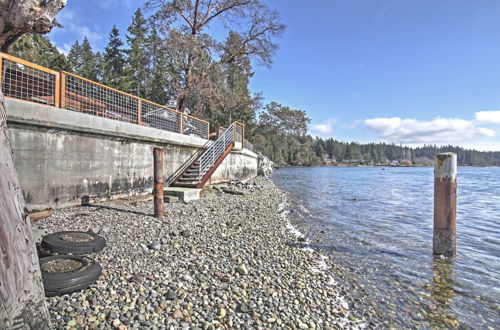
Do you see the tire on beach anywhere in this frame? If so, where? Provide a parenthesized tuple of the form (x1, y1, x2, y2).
(39, 255, 102, 297)
(41, 231, 106, 255)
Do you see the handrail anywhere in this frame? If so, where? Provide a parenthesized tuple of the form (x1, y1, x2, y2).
(197, 122, 237, 180)
(0, 52, 211, 138)
(0, 52, 59, 75)
(166, 139, 213, 186)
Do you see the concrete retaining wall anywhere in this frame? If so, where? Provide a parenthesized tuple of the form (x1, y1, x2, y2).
(5, 98, 258, 211)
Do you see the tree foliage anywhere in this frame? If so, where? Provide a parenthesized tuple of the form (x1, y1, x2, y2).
(102, 26, 126, 88)
(146, 0, 284, 127)
(11, 33, 69, 70)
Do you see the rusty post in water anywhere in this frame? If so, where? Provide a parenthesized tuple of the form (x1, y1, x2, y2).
(433, 152, 457, 257)
(153, 148, 164, 218)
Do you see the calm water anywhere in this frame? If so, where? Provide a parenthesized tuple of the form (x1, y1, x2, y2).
(272, 167, 499, 328)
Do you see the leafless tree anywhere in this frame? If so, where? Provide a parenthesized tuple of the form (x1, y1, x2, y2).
(146, 0, 284, 117)
(0, 1, 66, 328)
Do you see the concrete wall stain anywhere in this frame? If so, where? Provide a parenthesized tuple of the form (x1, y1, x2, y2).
(9, 125, 257, 211)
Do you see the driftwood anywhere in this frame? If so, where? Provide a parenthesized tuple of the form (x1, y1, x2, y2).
(29, 209, 54, 222)
(0, 79, 50, 330)
(1, 2, 66, 327)
(221, 187, 245, 195)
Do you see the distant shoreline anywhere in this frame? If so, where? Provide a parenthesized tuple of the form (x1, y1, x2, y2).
(274, 164, 500, 169)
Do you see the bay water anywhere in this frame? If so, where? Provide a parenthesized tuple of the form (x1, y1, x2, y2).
(272, 166, 499, 328)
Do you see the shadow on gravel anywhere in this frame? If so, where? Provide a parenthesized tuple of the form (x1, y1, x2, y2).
(85, 205, 153, 217)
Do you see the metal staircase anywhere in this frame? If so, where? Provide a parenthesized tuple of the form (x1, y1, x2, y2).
(169, 122, 244, 188)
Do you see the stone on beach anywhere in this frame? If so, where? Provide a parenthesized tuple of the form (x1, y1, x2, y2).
(33, 177, 358, 329)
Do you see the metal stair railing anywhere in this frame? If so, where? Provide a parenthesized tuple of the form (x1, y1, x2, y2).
(197, 123, 236, 180)
(167, 139, 213, 186)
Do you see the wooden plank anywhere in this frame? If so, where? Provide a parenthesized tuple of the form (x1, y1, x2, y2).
(137, 99, 142, 124)
(29, 208, 53, 221)
(54, 72, 60, 107)
(0, 57, 3, 87)
(0, 52, 59, 75)
(60, 72, 66, 109)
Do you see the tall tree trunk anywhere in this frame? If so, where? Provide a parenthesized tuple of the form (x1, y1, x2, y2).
(0, 90, 51, 328)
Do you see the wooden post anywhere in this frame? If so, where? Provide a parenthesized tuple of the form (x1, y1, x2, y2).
(54, 72, 60, 107)
(60, 72, 66, 109)
(0, 56, 3, 86)
(433, 152, 457, 257)
(0, 90, 51, 328)
(137, 99, 142, 125)
(153, 147, 164, 218)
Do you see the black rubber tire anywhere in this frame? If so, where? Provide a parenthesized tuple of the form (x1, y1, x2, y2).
(40, 255, 102, 297)
(41, 231, 106, 255)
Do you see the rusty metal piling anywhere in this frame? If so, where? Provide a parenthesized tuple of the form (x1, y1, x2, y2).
(153, 148, 164, 218)
(433, 153, 457, 257)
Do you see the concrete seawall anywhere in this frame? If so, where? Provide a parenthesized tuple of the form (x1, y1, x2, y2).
(5, 98, 258, 211)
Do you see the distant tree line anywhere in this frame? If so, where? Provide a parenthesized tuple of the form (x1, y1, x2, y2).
(249, 103, 500, 167)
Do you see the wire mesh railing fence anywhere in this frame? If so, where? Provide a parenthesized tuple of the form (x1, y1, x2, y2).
(63, 72, 139, 123)
(0, 52, 211, 139)
(0, 54, 59, 107)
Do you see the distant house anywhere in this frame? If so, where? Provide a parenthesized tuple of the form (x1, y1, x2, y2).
(390, 160, 399, 166)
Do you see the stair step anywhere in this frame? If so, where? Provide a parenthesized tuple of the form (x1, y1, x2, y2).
(172, 182, 198, 188)
(178, 178, 200, 183)
(182, 175, 199, 180)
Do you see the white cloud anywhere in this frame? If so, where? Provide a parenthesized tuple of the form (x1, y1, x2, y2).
(364, 117, 496, 144)
(477, 127, 496, 137)
(475, 111, 500, 124)
(52, 8, 103, 49)
(311, 119, 337, 136)
(98, 0, 133, 9)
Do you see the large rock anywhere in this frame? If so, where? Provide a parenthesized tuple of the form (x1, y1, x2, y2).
(257, 153, 274, 177)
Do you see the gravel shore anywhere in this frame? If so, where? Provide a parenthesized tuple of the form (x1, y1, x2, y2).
(33, 177, 361, 329)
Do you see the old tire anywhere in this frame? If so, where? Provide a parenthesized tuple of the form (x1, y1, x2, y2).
(41, 231, 106, 255)
(40, 255, 102, 297)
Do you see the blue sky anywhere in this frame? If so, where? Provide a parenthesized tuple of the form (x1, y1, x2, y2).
(48, 0, 500, 151)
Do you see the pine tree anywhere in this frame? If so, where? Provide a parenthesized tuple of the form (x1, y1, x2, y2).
(145, 26, 169, 104)
(125, 9, 149, 97)
(11, 33, 69, 71)
(80, 37, 99, 81)
(67, 40, 83, 74)
(102, 25, 126, 88)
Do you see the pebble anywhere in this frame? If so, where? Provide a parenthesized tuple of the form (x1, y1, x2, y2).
(33, 177, 361, 329)
(148, 241, 161, 250)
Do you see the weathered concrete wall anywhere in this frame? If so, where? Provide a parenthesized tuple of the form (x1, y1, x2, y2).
(5, 98, 257, 211)
(210, 148, 258, 184)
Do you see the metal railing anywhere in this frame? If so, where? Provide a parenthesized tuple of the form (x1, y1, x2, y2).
(197, 122, 240, 180)
(0, 53, 59, 107)
(166, 139, 213, 186)
(218, 123, 253, 151)
(0, 52, 210, 139)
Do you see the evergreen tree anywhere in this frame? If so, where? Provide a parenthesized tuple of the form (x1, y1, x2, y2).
(11, 33, 69, 71)
(80, 37, 99, 81)
(125, 9, 149, 97)
(67, 40, 83, 74)
(102, 26, 126, 88)
(145, 26, 169, 104)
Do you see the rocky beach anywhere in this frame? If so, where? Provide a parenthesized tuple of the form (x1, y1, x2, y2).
(33, 177, 362, 329)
